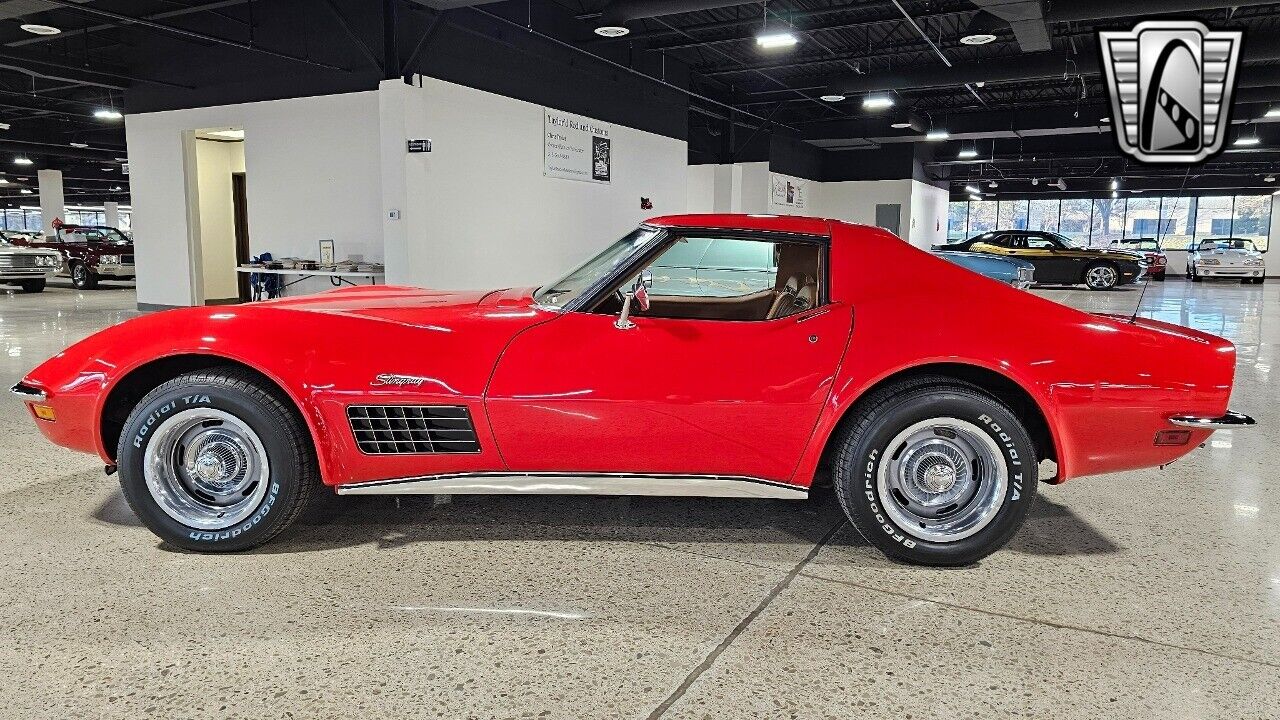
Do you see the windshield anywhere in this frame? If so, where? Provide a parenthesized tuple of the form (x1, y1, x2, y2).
(1198, 239, 1258, 252)
(61, 227, 130, 244)
(1117, 239, 1159, 251)
(1048, 232, 1081, 249)
(534, 226, 660, 308)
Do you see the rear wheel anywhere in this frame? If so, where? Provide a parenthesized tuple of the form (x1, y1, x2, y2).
(71, 262, 98, 290)
(833, 378, 1038, 566)
(116, 367, 320, 551)
(19, 279, 45, 293)
(1084, 262, 1118, 290)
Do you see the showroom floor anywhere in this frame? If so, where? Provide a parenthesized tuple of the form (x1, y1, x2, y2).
(1, 280, 1277, 719)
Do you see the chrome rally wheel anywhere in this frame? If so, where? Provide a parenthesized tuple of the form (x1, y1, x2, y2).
(117, 367, 319, 552)
(833, 377, 1038, 566)
(877, 418, 1007, 543)
(1085, 263, 1118, 290)
(143, 409, 271, 530)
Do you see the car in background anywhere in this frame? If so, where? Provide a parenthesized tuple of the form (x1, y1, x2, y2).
(13, 225, 135, 289)
(935, 230, 1147, 290)
(1110, 238, 1167, 280)
(0, 233, 60, 293)
(935, 250, 1035, 289)
(1187, 238, 1266, 284)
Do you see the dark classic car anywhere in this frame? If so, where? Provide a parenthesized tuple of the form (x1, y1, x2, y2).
(1110, 238, 1167, 280)
(935, 230, 1147, 290)
(13, 225, 135, 289)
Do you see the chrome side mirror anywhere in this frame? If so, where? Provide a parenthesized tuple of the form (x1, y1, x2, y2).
(615, 271, 652, 330)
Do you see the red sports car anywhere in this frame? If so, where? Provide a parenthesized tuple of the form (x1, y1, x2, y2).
(11, 214, 1253, 565)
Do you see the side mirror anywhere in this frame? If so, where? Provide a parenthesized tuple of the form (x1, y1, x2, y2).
(615, 271, 652, 330)
(638, 269, 653, 290)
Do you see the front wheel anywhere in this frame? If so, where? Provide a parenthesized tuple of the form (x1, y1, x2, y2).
(71, 262, 98, 290)
(116, 367, 320, 552)
(833, 378, 1038, 566)
(1084, 262, 1118, 290)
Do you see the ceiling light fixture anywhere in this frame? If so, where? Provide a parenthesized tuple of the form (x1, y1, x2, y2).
(94, 109, 123, 120)
(20, 188, 32, 194)
(1110, 179, 1119, 190)
(756, 32, 798, 49)
(969, 195, 982, 202)
(1099, 116, 1111, 124)
(593, 24, 629, 37)
(1266, 176, 1277, 183)
(1112, 191, 1119, 198)
(964, 185, 981, 194)
(13, 157, 32, 166)
(988, 181, 998, 188)
(926, 129, 950, 141)
(1234, 136, 1261, 146)
(890, 121, 913, 129)
(959, 10, 1001, 45)
(20, 23, 60, 36)
(0, 178, 9, 185)
(958, 148, 978, 158)
(1031, 178, 1039, 185)
(1265, 108, 1280, 119)
(819, 94, 846, 102)
(862, 94, 894, 110)
(68, 142, 89, 149)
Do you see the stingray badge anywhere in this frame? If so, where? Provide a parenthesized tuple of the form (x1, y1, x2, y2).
(1099, 20, 1242, 163)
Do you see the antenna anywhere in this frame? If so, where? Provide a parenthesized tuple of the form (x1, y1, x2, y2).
(1129, 269, 1150, 324)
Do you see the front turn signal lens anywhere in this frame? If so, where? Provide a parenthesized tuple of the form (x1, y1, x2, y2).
(31, 404, 56, 422)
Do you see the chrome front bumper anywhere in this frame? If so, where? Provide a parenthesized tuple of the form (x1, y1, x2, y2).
(96, 263, 135, 278)
(1169, 411, 1256, 429)
(0, 269, 57, 281)
(10, 382, 46, 403)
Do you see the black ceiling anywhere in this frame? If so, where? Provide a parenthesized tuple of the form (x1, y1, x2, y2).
(0, 0, 1278, 205)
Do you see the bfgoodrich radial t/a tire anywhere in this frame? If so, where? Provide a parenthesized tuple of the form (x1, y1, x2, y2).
(116, 367, 319, 552)
(833, 377, 1038, 566)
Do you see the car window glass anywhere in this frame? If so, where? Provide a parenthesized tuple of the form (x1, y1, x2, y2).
(1024, 235, 1055, 249)
(596, 235, 823, 322)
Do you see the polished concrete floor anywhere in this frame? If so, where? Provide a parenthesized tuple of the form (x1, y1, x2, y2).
(1, 278, 1277, 719)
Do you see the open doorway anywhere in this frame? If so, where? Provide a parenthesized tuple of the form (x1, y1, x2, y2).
(189, 127, 247, 304)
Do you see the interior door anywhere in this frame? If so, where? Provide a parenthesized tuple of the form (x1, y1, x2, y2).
(485, 305, 852, 483)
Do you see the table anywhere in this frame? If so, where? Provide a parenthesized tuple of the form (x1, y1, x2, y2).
(236, 266, 385, 289)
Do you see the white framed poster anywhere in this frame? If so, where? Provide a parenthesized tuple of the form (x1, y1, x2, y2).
(544, 108, 612, 184)
(771, 173, 808, 209)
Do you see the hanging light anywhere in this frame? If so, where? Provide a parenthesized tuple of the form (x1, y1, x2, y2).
(926, 129, 950, 141)
(13, 156, 32, 165)
(964, 185, 981, 194)
(958, 148, 979, 159)
(819, 94, 847, 102)
(94, 109, 123, 120)
(862, 94, 894, 110)
(959, 11, 1002, 45)
(757, 32, 798, 48)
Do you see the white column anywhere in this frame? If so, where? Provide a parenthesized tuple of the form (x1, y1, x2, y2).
(104, 201, 119, 228)
(37, 169, 64, 237)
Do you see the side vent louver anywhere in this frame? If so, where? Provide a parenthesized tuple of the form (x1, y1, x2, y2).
(347, 405, 480, 455)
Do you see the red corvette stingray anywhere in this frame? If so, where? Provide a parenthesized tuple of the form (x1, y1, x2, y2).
(12, 215, 1253, 565)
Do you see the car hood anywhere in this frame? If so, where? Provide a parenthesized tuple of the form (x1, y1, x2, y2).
(0, 245, 59, 256)
(1083, 248, 1145, 262)
(248, 284, 550, 329)
(1196, 248, 1262, 260)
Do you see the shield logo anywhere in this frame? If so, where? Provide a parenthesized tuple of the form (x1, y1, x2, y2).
(1099, 20, 1242, 163)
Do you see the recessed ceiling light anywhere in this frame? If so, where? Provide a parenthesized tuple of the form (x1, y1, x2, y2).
(890, 121, 912, 129)
(1234, 136, 1261, 146)
(756, 32, 798, 49)
(20, 23, 60, 36)
(94, 109, 123, 120)
(593, 25, 629, 37)
(862, 94, 894, 110)
(69, 142, 89, 148)
(819, 94, 846, 103)
(13, 157, 32, 165)
(958, 148, 978, 158)
(926, 129, 950, 141)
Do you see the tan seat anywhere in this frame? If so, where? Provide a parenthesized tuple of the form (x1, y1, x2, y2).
(767, 274, 817, 319)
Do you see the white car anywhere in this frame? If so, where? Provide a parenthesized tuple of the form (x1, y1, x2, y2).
(0, 233, 61, 293)
(1187, 238, 1266, 284)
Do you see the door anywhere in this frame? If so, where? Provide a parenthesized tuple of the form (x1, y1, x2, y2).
(232, 173, 252, 302)
(485, 233, 851, 484)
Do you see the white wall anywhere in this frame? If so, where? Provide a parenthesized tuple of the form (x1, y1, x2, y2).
(193, 139, 245, 301)
(907, 181, 949, 250)
(126, 91, 382, 307)
(383, 77, 688, 290)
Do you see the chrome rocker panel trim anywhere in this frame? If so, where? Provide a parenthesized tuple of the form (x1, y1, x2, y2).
(1169, 411, 1256, 429)
(10, 382, 46, 403)
(337, 471, 809, 499)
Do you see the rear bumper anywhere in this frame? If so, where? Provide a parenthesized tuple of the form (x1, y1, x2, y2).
(1169, 411, 1256, 429)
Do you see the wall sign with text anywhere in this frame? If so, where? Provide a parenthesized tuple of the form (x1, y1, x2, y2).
(771, 173, 808, 209)
(544, 109, 612, 184)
